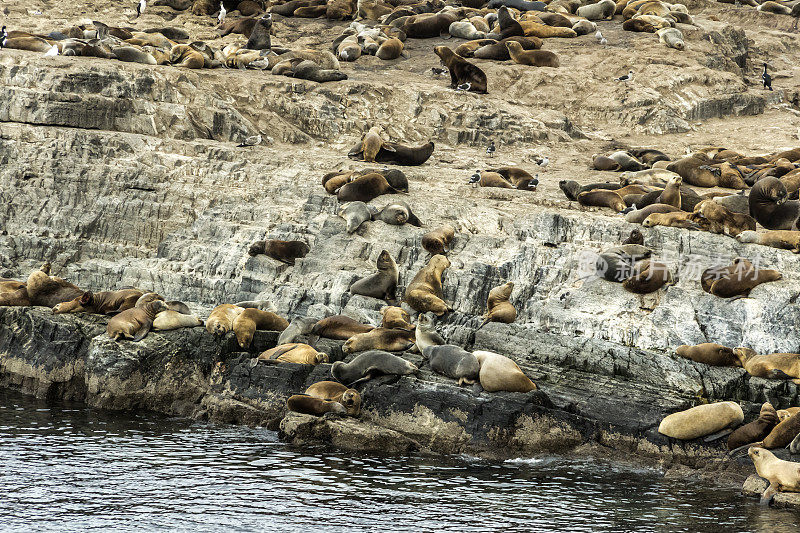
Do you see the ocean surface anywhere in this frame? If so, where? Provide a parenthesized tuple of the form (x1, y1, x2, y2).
(1, 388, 799, 532)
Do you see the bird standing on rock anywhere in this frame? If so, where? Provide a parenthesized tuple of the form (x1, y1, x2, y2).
(486, 141, 496, 158)
(45, 45, 59, 56)
(762, 63, 773, 91)
(469, 171, 481, 187)
(136, 0, 146, 18)
(527, 175, 540, 190)
(0, 27, 7, 50)
(615, 70, 634, 82)
(535, 155, 549, 172)
(218, 1, 227, 24)
(595, 30, 603, 41)
(431, 67, 447, 77)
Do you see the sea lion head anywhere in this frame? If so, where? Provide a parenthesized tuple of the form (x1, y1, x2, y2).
(341, 389, 362, 416)
(733, 346, 757, 366)
(376, 250, 394, 270)
(331, 361, 346, 382)
(146, 300, 170, 315)
(342, 337, 357, 354)
(430, 254, 451, 271)
(248, 240, 266, 256)
(736, 230, 758, 244)
(417, 311, 435, 328)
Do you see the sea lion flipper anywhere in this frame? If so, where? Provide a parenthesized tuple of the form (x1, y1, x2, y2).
(268, 345, 296, 360)
(132, 324, 151, 342)
(703, 428, 734, 442)
(381, 143, 396, 153)
(767, 369, 794, 380)
(760, 483, 778, 506)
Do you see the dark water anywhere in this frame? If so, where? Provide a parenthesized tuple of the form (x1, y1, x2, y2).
(1, 390, 799, 532)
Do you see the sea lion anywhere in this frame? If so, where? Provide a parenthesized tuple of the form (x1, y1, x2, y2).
(473, 350, 537, 393)
(736, 230, 800, 253)
(248, 239, 310, 265)
(609, 151, 648, 172)
(0, 279, 25, 295)
(404, 254, 451, 316)
(593, 154, 621, 171)
(338, 201, 372, 233)
(691, 200, 756, 237)
(449, 20, 485, 40)
(244, 15, 272, 50)
(311, 315, 374, 340)
(372, 200, 422, 227)
(152, 310, 203, 330)
(4, 35, 55, 53)
(293, 60, 348, 83)
(477, 171, 513, 188)
(112, 46, 158, 65)
(473, 36, 542, 60)
(577, 190, 626, 212)
(423, 345, 480, 385)
(561, 181, 624, 200)
(481, 282, 516, 326)
(365, 141, 435, 166)
(748, 447, 800, 504)
(376, 37, 404, 60)
(622, 229, 644, 245)
(762, 412, 800, 449)
(657, 401, 744, 440)
(52, 289, 143, 315)
(305, 381, 362, 416)
(380, 306, 414, 330)
(622, 259, 672, 294)
(749, 177, 800, 230)
(169, 44, 204, 68)
(576, 0, 616, 19)
(701, 260, 782, 298)
(434, 46, 488, 94)
(734, 348, 800, 381)
(260, 343, 329, 364)
(779, 408, 800, 422)
(401, 11, 459, 39)
(277, 316, 318, 345)
(24, 263, 84, 307)
(676, 343, 739, 367)
(757, 0, 791, 13)
(422, 225, 455, 255)
(487, 167, 538, 189)
(455, 38, 498, 58)
(233, 300, 277, 312)
(232, 308, 289, 349)
(624, 204, 681, 224)
(642, 211, 698, 229)
(657, 27, 684, 50)
(488, 0, 547, 11)
(657, 176, 682, 208)
(630, 148, 670, 166)
(712, 192, 749, 214)
(107, 300, 169, 341)
(342, 327, 415, 354)
(622, 17, 656, 31)
(337, 173, 398, 203)
(505, 41, 559, 67)
(360, 127, 385, 163)
(595, 244, 652, 282)
(414, 312, 445, 352)
(286, 395, 346, 416)
(727, 402, 779, 451)
(206, 304, 244, 335)
(331, 350, 418, 385)
(349, 250, 399, 302)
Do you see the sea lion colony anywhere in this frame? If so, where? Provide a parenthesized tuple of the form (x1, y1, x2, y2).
(3, 0, 800, 506)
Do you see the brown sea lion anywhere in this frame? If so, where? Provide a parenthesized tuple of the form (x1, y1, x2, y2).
(337, 173, 398, 202)
(480, 282, 516, 327)
(342, 327, 415, 354)
(577, 190, 626, 211)
(434, 46, 488, 94)
(622, 17, 655, 31)
(25, 263, 84, 307)
(322, 170, 355, 194)
(261, 343, 329, 364)
(727, 403, 779, 451)
(702, 261, 782, 298)
(593, 154, 621, 171)
(361, 127, 385, 163)
(311, 315, 374, 340)
(676, 343, 739, 366)
(487, 167, 537, 188)
(245, 14, 272, 50)
(657, 176, 682, 209)
(248, 239, 310, 265)
(622, 259, 672, 294)
(422, 225, 455, 255)
(736, 230, 800, 253)
(380, 306, 415, 331)
(473, 36, 542, 60)
(53, 289, 144, 315)
(376, 37, 405, 60)
(622, 229, 644, 245)
(473, 350, 537, 393)
(152, 310, 203, 331)
(170, 44, 204, 68)
(505, 41, 559, 67)
(624, 204, 681, 224)
(762, 412, 800, 449)
(404, 254, 451, 316)
(455, 38, 498, 58)
(232, 308, 289, 349)
(349, 250, 399, 302)
(749, 177, 800, 231)
(107, 300, 169, 341)
(352, 141, 433, 166)
(691, 200, 756, 237)
(305, 381, 362, 416)
(478, 171, 514, 188)
(286, 394, 346, 415)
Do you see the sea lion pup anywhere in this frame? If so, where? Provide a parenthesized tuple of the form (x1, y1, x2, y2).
(343, 327, 415, 354)
(657, 175, 682, 208)
(376, 37, 405, 60)
(486, 166, 537, 189)
(152, 310, 203, 331)
(748, 448, 800, 505)
(727, 403, 779, 451)
(358, 126, 386, 163)
(749, 177, 800, 230)
(456, 38, 498, 58)
(737, 230, 800, 253)
(404, 254, 452, 316)
(608, 151, 648, 172)
(414, 312, 445, 352)
(337, 173, 398, 203)
(558, 180, 622, 201)
(642, 211, 699, 229)
(622, 259, 672, 294)
(423, 345, 480, 385)
(433, 46, 488, 94)
(480, 282, 516, 327)
(380, 306, 414, 331)
(658, 401, 744, 440)
(422, 225, 456, 256)
(505, 41, 559, 67)
(472, 350, 537, 393)
(312, 315, 374, 341)
(676, 343, 739, 366)
(595, 244, 652, 282)
(260, 343, 329, 364)
(734, 348, 800, 381)
(701, 260, 782, 298)
(331, 350, 418, 385)
(277, 316, 318, 345)
(592, 154, 621, 171)
(232, 308, 289, 349)
(286, 395, 346, 416)
(206, 304, 245, 335)
(691, 200, 756, 237)
(476, 171, 513, 188)
(248, 239, 310, 266)
(107, 300, 169, 342)
(577, 190, 626, 212)
(293, 60, 348, 83)
(576, 0, 616, 19)
(169, 44, 204, 68)
(24, 263, 84, 307)
(350, 250, 399, 302)
(53, 289, 144, 314)
(338, 202, 372, 234)
(305, 381, 362, 416)
(622, 229, 644, 245)
(449, 20, 485, 40)
(372, 200, 422, 227)
(657, 27, 684, 50)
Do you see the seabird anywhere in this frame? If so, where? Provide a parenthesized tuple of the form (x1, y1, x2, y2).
(594, 30, 603, 41)
(1, 26, 7, 50)
(535, 156, 549, 171)
(621, 204, 636, 215)
(456, 82, 471, 91)
(468, 171, 481, 186)
(615, 70, 634, 82)
(237, 134, 262, 147)
(431, 67, 447, 76)
(486, 140, 495, 157)
(136, 0, 146, 18)
(600, 37, 607, 45)
(527, 175, 540, 190)
(218, 1, 227, 24)
(762, 63, 773, 91)
(45, 44, 59, 56)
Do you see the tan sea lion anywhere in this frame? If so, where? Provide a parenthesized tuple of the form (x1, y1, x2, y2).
(153, 310, 203, 330)
(380, 306, 414, 330)
(676, 343, 739, 367)
(736, 230, 800, 253)
(349, 250, 399, 302)
(657, 175, 682, 208)
(260, 343, 329, 364)
(305, 381, 362, 416)
(701, 261, 782, 298)
(642, 211, 698, 229)
(658, 402, 744, 440)
(473, 36, 542, 60)
(53, 289, 144, 315)
(477, 171, 513, 188)
(233, 308, 289, 349)
(734, 348, 800, 381)
(361, 127, 385, 163)
(455, 38, 497, 58)
(473, 350, 536, 393)
(625, 204, 681, 224)
(107, 300, 169, 341)
(422, 225, 455, 255)
(342, 327, 415, 354)
(593, 154, 621, 171)
(311, 315, 374, 340)
(286, 394, 346, 415)
(206, 304, 244, 335)
(691, 200, 755, 237)
(577, 190, 626, 212)
(248, 240, 310, 266)
(480, 282, 516, 327)
(727, 402, 779, 451)
(169, 44, 204, 68)
(376, 37, 404, 60)
(404, 254, 451, 316)
(749, 447, 800, 504)
(779, 407, 800, 421)
(505, 41, 559, 67)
